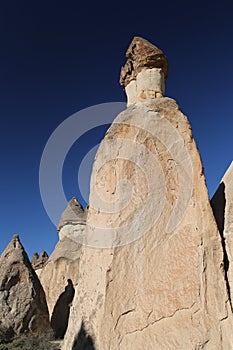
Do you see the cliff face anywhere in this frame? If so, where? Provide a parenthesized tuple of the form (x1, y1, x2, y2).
(0, 235, 50, 336)
(62, 37, 233, 349)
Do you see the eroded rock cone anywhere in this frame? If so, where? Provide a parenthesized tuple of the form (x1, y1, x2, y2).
(31, 250, 49, 271)
(0, 235, 50, 336)
(57, 197, 87, 235)
(39, 197, 85, 337)
(63, 37, 233, 349)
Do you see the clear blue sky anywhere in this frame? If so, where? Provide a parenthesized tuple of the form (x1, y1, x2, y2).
(0, 0, 232, 258)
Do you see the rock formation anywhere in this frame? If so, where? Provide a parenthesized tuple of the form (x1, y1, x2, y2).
(31, 250, 49, 277)
(211, 161, 233, 304)
(62, 37, 233, 349)
(39, 197, 86, 337)
(0, 234, 50, 336)
(120, 36, 168, 104)
(57, 197, 87, 240)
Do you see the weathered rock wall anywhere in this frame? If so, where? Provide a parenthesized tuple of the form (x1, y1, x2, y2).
(63, 98, 233, 350)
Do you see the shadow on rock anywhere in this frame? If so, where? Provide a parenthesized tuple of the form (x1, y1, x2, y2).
(51, 279, 75, 339)
(72, 322, 96, 350)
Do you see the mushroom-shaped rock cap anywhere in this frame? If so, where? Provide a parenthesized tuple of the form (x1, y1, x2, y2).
(120, 36, 168, 89)
(57, 197, 87, 232)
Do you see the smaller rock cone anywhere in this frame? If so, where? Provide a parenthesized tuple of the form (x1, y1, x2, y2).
(0, 234, 50, 336)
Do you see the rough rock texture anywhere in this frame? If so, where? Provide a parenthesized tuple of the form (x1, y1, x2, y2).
(31, 250, 49, 270)
(120, 37, 168, 105)
(211, 161, 233, 304)
(39, 198, 85, 320)
(120, 36, 168, 89)
(63, 37, 233, 350)
(57, 197, 87, 237)
(39, 238, 82, 318)
(124, 68, 166, 105)
(0, 235, 50, 336)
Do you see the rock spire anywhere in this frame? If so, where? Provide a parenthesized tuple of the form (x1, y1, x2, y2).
(0, 234, 50, 336)
(120, 36, 168, 104)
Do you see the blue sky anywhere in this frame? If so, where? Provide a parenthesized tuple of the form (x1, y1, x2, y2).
(0, 1, 232, 258)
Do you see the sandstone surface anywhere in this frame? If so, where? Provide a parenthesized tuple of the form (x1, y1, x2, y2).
(63, 38, 233, 349)
(39, 198, 85, 338)
(0, 235, 50, 336)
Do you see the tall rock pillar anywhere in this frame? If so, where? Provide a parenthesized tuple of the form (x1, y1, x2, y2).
(63, 37, 233, 350)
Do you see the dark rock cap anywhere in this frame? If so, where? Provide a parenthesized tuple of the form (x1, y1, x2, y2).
(120, 36, 168, 89)
(57, 197, 87, 232)
(31, 250, 49, 270)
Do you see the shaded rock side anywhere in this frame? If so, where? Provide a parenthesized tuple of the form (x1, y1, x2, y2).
(51, 279, 75, 339)
(0, 235, 50, 336)
(211, 161, 233, 304)
(39, 237, 82, 319)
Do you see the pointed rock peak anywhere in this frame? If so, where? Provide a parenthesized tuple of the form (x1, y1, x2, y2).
(31, 250, 49, 270)
(3, 234, 24, 253)
(12, 234, 19, 241)
(68, 197, 84, 210)
(120, 36, 168, 89)
(57, 197, 87, 231)
(0, 237, 50, 336)
(40, 250, 49, 259)
(222, 161, 233, 183)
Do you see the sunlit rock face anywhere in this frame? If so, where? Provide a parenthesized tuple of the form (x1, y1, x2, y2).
(62, 37, 233, 350)
(39, 198, 86, 321)
(0, 235, 50, 336)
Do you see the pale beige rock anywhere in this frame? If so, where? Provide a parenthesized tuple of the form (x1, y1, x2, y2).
(39, 237, 82, 318)
(63, 98, 233, 350)
(125, 68, 165, 105)
(0, 235, 50, 336)
(211, 161, 233, 304)
(63, 38, 233, 350)
(39, 198, 86, 320)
